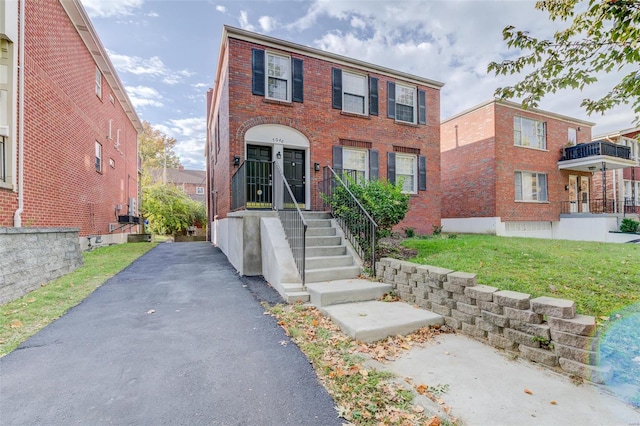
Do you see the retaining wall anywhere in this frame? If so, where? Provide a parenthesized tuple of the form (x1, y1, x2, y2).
(376, 257, 610, 383)
(0, 228, 83, 304)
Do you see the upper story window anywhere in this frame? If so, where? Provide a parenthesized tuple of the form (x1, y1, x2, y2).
(515, 171, 547, 202)
(196, 186, 205, 195)
(0, 38, 14, 187)
(387, 82, 426, 125)
(252, 49, 303, 103)
(568, 127, 577, 146)
(95, 141, 102, 172)
(95, 67, 102, 99)
(514, 116, 546, 150)
(621, 137, 639, 162)
(331, 68, 378, 116)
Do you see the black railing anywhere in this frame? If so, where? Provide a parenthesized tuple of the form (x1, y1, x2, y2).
(273, 161, 307, 285)
(560, 198, 639, 215)
(561, 141, 631, 161)
(319, 166, 378, 270)
(231, 159, 273, 210)
(0, 136, 5, 182)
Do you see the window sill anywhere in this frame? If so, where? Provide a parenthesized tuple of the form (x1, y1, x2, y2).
(514, 200, 550, 204)
(513, 144, 548, 152)
(395, 120, 419, 128)
(263, 98, 294, 107)
(340, 111, 370, 119)
(0, 181, 13, 191)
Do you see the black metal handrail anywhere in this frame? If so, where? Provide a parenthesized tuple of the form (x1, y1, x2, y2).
(319, 166, 378, 270)
(0, 136, 5, 182)
(273, 161, 307, 285)
(560, 198, 640, 215)
(561, 141, 631, 161)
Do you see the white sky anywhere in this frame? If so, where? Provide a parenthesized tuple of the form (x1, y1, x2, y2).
(80, 0, 636, 170)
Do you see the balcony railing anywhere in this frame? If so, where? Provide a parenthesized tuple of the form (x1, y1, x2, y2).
(0, 136, 5, 182)
(561, 141, 631, 162)
(560, 198, 639, 215)
(319, 166, 378, 270)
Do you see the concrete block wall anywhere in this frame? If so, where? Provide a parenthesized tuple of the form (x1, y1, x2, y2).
(0, 228, 83, 304)
(376, 257, 610, 384)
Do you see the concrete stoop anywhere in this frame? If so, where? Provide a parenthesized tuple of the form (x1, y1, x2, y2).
(321, 301, 444, 343)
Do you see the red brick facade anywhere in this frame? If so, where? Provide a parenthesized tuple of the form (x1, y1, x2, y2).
(0, 1, 142, 236)
(441, 100, 593, 222)
(208, 27, 442, 234)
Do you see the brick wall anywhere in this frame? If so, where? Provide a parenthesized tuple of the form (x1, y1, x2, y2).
(0, 227, 83, 304)
(377, 258, 611, 384)
(0, 1, 139, 237)
(213, 37, 441, 234)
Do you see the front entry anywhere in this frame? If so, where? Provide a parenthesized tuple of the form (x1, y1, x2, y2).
(246, 145, 272, 208)
(569, 175, 578, 213)
(580, 176, 590, 213)
(283, 148, 305, 207)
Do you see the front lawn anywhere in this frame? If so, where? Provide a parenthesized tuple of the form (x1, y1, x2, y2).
(402, 235, 640, 318)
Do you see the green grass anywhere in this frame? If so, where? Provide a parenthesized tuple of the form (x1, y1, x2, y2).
(0, 242, 156, 357)
(403, 235, 640, 318)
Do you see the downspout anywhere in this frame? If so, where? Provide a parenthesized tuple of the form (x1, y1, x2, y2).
(13, 0, 25, 227)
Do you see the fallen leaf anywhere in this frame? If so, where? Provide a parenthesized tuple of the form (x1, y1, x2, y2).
(524, 388, 533, 395)
(413, 405, 425, 413)
(415, 384, 428, 395)
(10, 320, 23, 328)
(26, 297, 36, 303)
(550, 400, 557, 405)
(279, 340, 288, 346)
(147, 309, 155, 314)
(426, 416, 441, 426)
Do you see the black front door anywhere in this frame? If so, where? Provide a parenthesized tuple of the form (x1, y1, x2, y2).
(283, 149, 305, 206)
(246, 145, 272, 208)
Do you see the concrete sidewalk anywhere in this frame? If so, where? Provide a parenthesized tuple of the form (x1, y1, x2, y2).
(0, 243, 341, 425)
(375, 333, 640, 426)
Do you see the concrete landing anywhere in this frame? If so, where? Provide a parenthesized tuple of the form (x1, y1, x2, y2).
(322, 301, 444, 343)
(307, 279, 393, 307)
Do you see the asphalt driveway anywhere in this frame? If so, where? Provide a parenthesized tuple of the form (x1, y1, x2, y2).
(0, 242, 341, 425)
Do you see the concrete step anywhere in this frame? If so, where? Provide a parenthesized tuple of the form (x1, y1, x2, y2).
(305, 255, 354, 270)
(303, 211, 332, 220)
(285, 291, 310, 303)
(306, 235, 342, 247)
(306, 279, 392, 307)
(305, 265, 361, 283)
(321, 301, 444, 343)
(305, 219, 332, 228)
(305, 245, 347, 257)
(281, 282, 306, 293)
(306, 227, 336, 237)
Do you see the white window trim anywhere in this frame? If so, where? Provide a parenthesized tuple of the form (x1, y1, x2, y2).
(95, 141, 103, 173)
(514, 116, 547, 150)
(196, 186, 205, 195)
(265, 51, 291, 102)
(342, 71, 368, 116)
(343, 148, 368, 182)
(395, 83, 417, 124)
(515, 170, 548, 203)
(395, 153, 417, 194)
(95, 67, 102, 99)
(568, 127, 577, 146)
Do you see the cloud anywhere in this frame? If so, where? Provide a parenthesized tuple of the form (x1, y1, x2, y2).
(125, 85, 164, 108)
(81, 0, 143, 18)
(216, 5, 226, 13)
(146, 11, 159, 18)
(239, 10, 255, 31)
(156, 117, 207, 169)
(258, 16, 276, 33)
(108, 51, 197, 88)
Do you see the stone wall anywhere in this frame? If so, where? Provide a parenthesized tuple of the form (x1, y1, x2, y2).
(376, 258, 610, 384)
(0, 228, 83, 304)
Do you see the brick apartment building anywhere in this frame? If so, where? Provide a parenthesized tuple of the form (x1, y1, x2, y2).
(149, 166, 206, 204)
(440, 100, 637, 241)
(207, 25, 442, 242)
(0, 0, 143, 247)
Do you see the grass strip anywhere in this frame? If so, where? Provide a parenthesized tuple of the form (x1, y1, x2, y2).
(0, 242, 156, 357)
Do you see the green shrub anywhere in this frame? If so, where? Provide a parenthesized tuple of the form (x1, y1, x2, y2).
(404, 227, 415, 238)
(432, 225, 443, 236)
(620, 218, 639, 233)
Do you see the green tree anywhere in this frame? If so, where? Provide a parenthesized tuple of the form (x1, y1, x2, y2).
(488, 0, 640, 125)
(141, 184, 206, 235)
(139, 121, 181, 173)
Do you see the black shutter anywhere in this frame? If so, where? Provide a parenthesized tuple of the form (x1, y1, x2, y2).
(387, 82, 396, 119)
(332, 68, 342, 109)
(418, 89, 426, 125)
(332, 146, 343, 170)
(369, 77, 378, 116)
(387, 152, 396, 184)
(369, 149, 379, 180)
(251, 49, 265, 96)
(292, 58, 303, 103)
(418, 155, 427, 191)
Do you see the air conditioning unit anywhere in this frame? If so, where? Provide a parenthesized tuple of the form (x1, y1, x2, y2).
(128, 197, 137, 216)
(109, 223, 117, 233)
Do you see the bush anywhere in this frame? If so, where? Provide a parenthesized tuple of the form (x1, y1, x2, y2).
(620, 218, 640, 233)
(404, 228, 415, 238)
(142, 184, 206, 235)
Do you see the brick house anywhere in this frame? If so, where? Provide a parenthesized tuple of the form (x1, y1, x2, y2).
(440, 99, 637, 242)
(207, 25, 442, 233)
(149, 166, 206, 203)
(0, 0, 143, 249)
(591, 127, 640, 216)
